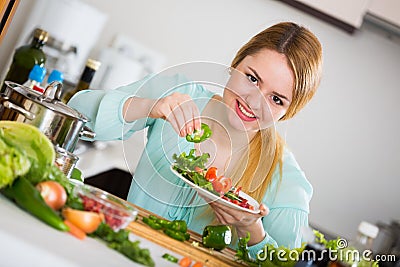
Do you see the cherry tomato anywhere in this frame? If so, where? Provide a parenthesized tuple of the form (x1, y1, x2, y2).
(62, 208, 103, 234)
(233, 186, 242, 195)
(36, 181, 67, 210)
(212, 176, 232, 194)
(179, 257, 192, 267)
(205, 167, 218, 182)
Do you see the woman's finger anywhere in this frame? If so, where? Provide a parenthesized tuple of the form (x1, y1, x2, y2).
(155, 100, 182, 135)
(212, 206, 234, 225)
(213, 211, 227, 224)
(259, 203, 269, 216)
(170, 93, 197, 137)
(211, 201, 267, 226)
(179, 96, 200, 136)
(171, 103, 188, 136)
(191, 103, 201, 133)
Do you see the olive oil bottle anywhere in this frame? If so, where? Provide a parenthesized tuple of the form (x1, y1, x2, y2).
(62, 58, 101, 103)
(1, 28, 48, 92)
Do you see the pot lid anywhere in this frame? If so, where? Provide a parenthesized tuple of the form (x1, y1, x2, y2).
(5, 81, 89, 122)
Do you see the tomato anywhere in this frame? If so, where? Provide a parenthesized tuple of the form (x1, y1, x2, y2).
(212, 176, 232, 194)
(192, 262, 204, 267)
(179, 257, 192, 267)
(234, 186, 242, 195)
(62, 208, 103, 234)
(205, 167, 217, 182)
(36, 181, 67, 210)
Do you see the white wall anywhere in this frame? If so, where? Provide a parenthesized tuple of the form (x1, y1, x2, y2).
(1, 0, 399, 239)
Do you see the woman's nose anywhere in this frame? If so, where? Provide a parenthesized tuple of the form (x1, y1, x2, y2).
(245, 92, 266, 112)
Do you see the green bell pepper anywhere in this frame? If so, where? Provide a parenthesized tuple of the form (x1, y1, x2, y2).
(162, 253, 179, 263)
(142, 217, 163, 230)
(185, 123, 212, 143)
(163, 229, 189, 242)
(142, 215, 190, 242)
(168, 220, 187, 233)
(202, 225, 232, 250)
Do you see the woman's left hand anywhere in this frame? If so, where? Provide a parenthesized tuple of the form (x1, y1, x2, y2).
(209, 201, 269, 245)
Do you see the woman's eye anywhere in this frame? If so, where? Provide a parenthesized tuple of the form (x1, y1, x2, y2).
(272, 95, 283, 106)
(246, 74, 258, 85)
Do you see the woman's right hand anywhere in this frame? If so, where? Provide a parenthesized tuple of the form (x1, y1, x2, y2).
(149, 92, 201, 137)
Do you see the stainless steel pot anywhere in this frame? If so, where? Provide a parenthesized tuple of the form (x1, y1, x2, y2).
(0, 81, 95, 152)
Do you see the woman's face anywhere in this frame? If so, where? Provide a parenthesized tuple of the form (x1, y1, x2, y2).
(223, 49, 294, 132)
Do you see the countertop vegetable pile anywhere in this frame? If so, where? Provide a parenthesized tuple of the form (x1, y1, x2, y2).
(0, 121, 154, 267)
(0, 121, 72, 231)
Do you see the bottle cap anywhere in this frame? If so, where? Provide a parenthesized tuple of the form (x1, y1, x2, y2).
(29, 65, 47, 83)
(86, 59, 101, 71)
(358, 221, 379, 239)
(32, 85, 45, 94)
(47, 70, 64, 84)
(33, 28, 49, 43)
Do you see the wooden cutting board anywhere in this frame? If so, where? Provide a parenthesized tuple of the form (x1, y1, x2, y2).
(126, 206, 247, 267)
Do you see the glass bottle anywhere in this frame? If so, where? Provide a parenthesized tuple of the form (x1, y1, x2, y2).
(2, 28, 49, 91)
(62, 58, 101, 103)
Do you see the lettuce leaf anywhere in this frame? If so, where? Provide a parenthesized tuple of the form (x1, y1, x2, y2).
(0, 121, 55, 167)
(0, 136, 31, 188)
(0, 121, 56, 188)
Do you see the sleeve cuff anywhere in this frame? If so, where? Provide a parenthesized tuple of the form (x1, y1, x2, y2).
(247, 232, 278, 260)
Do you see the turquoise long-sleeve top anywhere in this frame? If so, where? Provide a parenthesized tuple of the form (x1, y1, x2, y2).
(68, 74, 313, 258)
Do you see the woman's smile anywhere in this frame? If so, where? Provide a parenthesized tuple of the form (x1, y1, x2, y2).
(235, 99, 257, 122)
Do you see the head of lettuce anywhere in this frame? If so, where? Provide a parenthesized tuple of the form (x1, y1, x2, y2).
(0, 121, 56, 189)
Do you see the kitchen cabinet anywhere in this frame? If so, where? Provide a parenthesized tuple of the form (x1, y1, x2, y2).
(0, 0, 19, 43)
(296, 0, 370, 28)
(367, 0, 400, 27)
(279, 0, 370, 32)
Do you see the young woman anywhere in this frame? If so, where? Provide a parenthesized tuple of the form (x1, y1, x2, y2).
(68, 21, 323, 257)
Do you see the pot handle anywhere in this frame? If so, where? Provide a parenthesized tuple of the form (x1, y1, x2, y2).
(79, 126, 96, 140)
(42, 81, 62, 101)
(0, 95, 36, 120)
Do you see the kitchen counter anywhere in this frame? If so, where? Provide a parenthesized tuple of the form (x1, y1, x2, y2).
(0, 193, 181, 267)
(0, 193, 244, 267)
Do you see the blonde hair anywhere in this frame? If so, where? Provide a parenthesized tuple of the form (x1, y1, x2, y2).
(230, 22, 323, 202)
